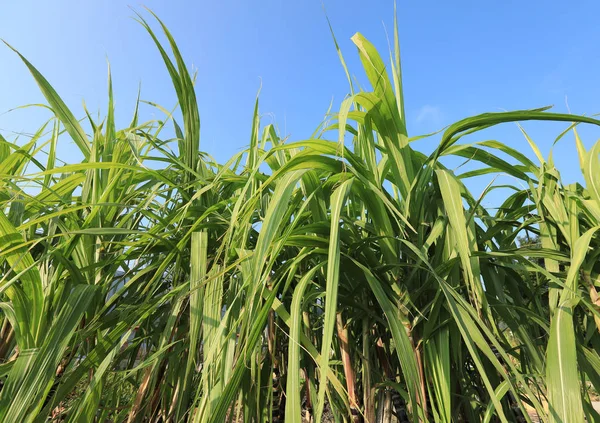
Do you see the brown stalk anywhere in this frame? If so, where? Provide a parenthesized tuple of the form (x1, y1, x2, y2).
(0, 322, 14, 360)
(336, 312, 362, 422)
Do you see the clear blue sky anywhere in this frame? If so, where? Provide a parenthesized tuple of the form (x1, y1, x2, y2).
(1, 1, 599, 206)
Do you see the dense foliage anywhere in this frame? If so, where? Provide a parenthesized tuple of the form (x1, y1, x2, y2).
(1, 10, 600, 423)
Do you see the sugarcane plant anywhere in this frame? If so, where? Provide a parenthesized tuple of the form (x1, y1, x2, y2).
(1, 7, 600, 423)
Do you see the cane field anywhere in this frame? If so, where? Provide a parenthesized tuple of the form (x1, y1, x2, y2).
(1, 7, 600, 423)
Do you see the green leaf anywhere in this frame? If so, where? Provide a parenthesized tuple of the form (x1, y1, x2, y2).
(3, 42, 91, 159)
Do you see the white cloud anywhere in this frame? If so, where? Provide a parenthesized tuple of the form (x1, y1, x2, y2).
(415, 104, 443, 126)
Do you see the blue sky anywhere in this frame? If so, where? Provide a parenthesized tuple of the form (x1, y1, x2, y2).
(1, 1, 599, 206)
